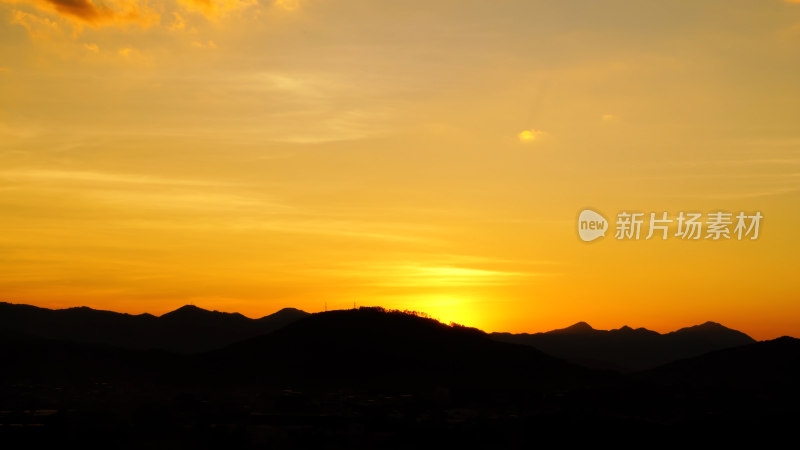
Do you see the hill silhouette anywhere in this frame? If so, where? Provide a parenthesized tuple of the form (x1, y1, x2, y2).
(0, 328, 177, 386)
(0, 304, 797, 446)
(0, 301, 759, 370)
(0, 302, 308, 353)
(492, 320, 755, 371)
(196, 307, 610, 390)
(643, 336, 800, 388)
(0, 306, 612, 390)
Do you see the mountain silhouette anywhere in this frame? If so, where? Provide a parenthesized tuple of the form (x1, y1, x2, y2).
(0, 307, 611, 389)
(0, 302, 308, 353)
(0, 327, 177, 386)
(492, 320, 755, 371)
(0, 304, 797, 446)
(643, 336, 800, 387)
(546, 321, 596, 334)
(196, 307, 611, 390)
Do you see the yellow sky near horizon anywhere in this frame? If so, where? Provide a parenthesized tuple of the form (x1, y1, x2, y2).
(2, 0, 800, 340)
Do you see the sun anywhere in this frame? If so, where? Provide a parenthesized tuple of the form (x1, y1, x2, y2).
(399, 295, 484, 329)
(518, 129, 545, 142)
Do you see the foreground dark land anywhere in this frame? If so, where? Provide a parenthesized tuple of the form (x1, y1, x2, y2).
(1, 305, 798, 448)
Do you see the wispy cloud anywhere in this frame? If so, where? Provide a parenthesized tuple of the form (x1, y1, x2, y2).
(176, 0, 258, 20)
(10, 9, 61, 39)
(0, 169, 237, 187)
(192, 40, 217, 49)
(0, 168, 438, 243)
(311, 258, 559, 288)
(351, 264, 553, 287)
(273, 0, 298, 11)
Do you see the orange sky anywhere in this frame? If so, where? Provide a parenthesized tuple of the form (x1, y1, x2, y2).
(1, 0, 800, 340)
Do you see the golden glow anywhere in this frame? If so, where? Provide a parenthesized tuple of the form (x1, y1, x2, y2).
(518, 129, 545, 142)
(404, 296, 483, 329)
(1, 1, 800, 340)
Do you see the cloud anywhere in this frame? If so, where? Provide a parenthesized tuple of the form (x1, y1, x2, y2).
(176, 0, 258, 20)
(3, 0, 258, 37)
(273, 0, 298, 11)
(192, 39, 217, 49)
(343, 264, 542, 288)
(38, 0, 110, 22)
(10, 9, 62, 39)
(168, 11, 185, 30)
(2, 0, 159, 28)
(0, 169, 237, 186)
(83, 42, 99, 52)
(117, 46, 136, 56)
(601, 113, 619, 122)
(115, 45, 152, 65)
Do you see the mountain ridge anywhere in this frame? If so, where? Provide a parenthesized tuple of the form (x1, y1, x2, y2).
(0, 301, 767, 370)
(0, 301, 310, 354)
(492, 320, 756, 371)
(1, 304, 797, 444)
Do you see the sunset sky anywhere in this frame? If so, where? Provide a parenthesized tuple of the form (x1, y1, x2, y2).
(2, 0, 800, 339)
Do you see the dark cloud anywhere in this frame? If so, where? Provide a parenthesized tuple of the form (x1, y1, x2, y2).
(3, 0, 158, 26)
(45, 0, 111, 22)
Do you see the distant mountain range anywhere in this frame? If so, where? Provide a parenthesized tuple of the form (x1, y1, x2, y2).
(0, 302, 309, 353)
(492, 320, 756, 371)
(0, 307, 605, 392)
(1, 302, 798, 445)
(0, 302, 761, 371)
